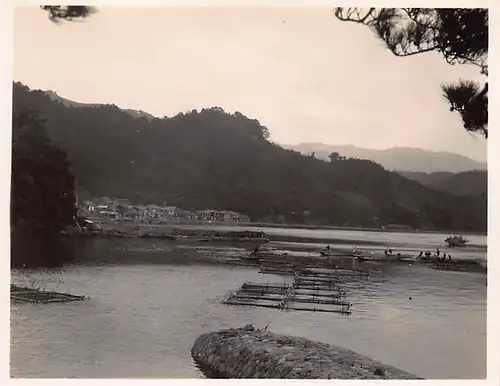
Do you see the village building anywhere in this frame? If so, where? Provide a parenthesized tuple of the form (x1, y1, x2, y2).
(196, 209, 250, 222)
(77, 198, 250, 224)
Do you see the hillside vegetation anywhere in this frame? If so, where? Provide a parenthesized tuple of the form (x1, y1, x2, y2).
(400, 170, 487, 197)
(12, 82, 486, 231)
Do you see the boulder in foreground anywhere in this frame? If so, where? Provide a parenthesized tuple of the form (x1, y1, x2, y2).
(191, 325, 422, 379)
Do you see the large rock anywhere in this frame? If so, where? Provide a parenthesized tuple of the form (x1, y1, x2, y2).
(191, 325, 422, 379)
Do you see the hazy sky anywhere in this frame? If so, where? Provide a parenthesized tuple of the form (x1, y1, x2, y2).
(14, 6, 487, 162)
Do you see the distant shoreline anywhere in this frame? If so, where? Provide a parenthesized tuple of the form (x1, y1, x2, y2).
(168, 221, 485, 237)
(239, 222, 486, 236)
(69, 218, 487, 238)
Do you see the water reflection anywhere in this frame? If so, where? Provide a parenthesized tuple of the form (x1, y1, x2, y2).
(11, 234, 80, 268)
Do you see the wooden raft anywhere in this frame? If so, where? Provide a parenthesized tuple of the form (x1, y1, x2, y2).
(11, 284, 86, 304)
(224, 277, 352, 314)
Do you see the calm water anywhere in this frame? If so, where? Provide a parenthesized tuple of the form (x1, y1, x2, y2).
(10, 229, 487, 379)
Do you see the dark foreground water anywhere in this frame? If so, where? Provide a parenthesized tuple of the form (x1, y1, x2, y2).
(10, 230, 487, 379)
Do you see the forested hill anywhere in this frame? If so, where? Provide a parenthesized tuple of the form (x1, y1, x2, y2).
(12, 82, 486, 231)
(399, 170, 487, 198)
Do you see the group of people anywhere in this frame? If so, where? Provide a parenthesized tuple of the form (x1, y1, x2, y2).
(418, 248, 452, 261)
(383, 246, 452, 261)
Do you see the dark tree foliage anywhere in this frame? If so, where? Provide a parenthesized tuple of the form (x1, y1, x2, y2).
(401, 170, 487, 197)
(41, 5, 96, 22)
(335, 8, 488, 138)
(11, 108, 77, 237)
(13, 82, 486, 232)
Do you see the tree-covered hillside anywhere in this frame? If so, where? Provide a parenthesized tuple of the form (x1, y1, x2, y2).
(400, 170, 487, 197)
(12, 82, 486, 231)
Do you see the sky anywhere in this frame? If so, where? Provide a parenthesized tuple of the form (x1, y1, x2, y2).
(14, 6, 487, 162)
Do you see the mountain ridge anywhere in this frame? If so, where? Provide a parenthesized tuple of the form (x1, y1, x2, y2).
(283, 143, 486, 173)
(43, 87, 156, 121)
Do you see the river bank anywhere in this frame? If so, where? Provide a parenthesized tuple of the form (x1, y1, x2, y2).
(68, 218, 488, 237)
(248, 222, 487, 236)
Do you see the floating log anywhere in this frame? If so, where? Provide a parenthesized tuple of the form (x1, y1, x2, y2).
(294, 287, 341, 293)
(239, 286, 344, 299)
(295, 278, 338, 286)
(288, 296, 350, 306)
(224, 300, 282, 308)
(284, 305, 351, 315)
(259, 268, 294, 275)
(297, 281, 342, 288)
(258, 260, 290, 265)
(230, 294, 285, 302)
(224, 300, 351, 314)
(294, 288, 342, 294)
(299, 269, 369, 277)
(138, 233, 177, 239)
(240, 288, 289, 295)
(293, 291, 344, 299)
(242, 282, 289, 290)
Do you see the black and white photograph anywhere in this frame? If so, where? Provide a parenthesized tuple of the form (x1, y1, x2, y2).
(8, 3, 492, 380)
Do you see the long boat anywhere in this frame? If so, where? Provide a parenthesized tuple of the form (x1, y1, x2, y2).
(319, 248, 415, 262)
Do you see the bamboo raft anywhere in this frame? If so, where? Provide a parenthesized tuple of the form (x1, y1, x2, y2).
(223, 279, 352, 314)
(11, 284, 86, 304)
(221, 259, 373, 314)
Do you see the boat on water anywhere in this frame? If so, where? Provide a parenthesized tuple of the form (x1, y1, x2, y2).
(319, 249, 344, 257)
(355, 252, 416, 262)
(445, 235, 469, 248)
(138, 233, 177, 239)
(319, 245, 415, 262)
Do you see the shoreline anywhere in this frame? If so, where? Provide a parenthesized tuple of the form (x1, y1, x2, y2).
(74, 218, 487, 236)
(64, 220, 488, 239)
(245, 222, 487, 236)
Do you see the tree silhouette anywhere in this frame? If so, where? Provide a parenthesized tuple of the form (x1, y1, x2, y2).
(329, 152, 340, 162)
(335, 8, 488, 138)
(11, 109, 77, 236)
(41, 5, 96, 22)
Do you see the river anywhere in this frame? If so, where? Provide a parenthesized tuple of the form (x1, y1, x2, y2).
(10, 228, 487, 379)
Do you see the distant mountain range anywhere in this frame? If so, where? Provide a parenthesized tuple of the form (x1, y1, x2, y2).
(283, 143, 486, 173)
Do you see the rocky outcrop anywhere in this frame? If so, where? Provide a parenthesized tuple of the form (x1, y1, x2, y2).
(191, 325, 422, 379)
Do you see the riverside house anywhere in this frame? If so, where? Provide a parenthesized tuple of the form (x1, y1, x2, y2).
(79, 199, 248, 223)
